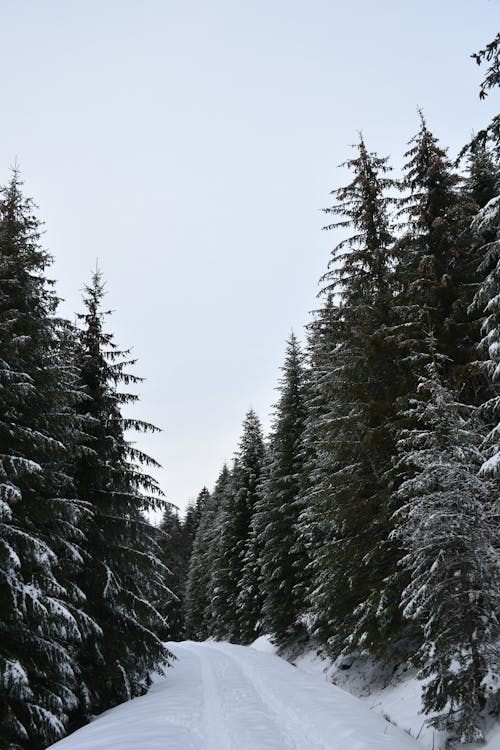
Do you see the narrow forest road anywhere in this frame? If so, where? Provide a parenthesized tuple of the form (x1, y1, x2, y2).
(50, 641, 423, 750)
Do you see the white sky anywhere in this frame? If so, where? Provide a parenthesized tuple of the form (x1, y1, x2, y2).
(0, 0, 498, 514)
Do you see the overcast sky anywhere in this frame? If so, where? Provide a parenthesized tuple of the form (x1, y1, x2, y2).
(0, 0, 498, 514)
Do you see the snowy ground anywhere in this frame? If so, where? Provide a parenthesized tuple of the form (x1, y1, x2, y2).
(48, 640, 424, 750)
(251, 637, 499, 750)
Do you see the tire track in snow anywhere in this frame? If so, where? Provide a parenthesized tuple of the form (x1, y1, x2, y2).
(187, 641, 299, 750)
(206, 641, 420, 750)
(48, 641, 425, 750)
(189, 641, 233, 750)
(200, 643, 331, 750)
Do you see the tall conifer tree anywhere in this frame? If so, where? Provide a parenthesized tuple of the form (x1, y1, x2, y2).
(233, 411, 266, 643)
(156, 506, 187, 641)
(396, 114, 475, 393)
(209, 412, 264, 642)
(392, 358, 499, 743)
(184, 487, 209, 551)
(466, 142, 499, 211)
(303, 138, 408, 657)
(71, 270, 171, 722)
(253, 334, 308, 647)
(0, 173, 95, 750)
(470, 194, 500, 475)
(184, 487, 214, 639)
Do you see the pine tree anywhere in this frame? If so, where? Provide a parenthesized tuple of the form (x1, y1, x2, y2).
(392, 359, 499, 743)
(71, 269, 171, 722)
(253, 334, 308, 647)
(0, 173, 95, 749)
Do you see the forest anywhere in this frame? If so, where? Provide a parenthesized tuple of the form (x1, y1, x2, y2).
(1, 30, 499, 750)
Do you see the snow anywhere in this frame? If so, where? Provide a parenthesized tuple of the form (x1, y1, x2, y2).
(471, 196, 500, 236)
(290, 647, 500, 750)
(250, 634, 278, 654)
(2, 659, 29, 691)
(47, 640, 423, 750)
(480, 451, 500, 476)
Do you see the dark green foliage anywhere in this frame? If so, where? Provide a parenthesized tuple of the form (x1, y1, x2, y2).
(184, 487, 209, 553)
(253, 334, 308, 647)
(207, 412, 265, 643)
(466, 142, 499, 210)
(302, 138, 409, 658)
(160, 487, 212, 641)
(204, 466, 241, 640)
(184, 487, 214, 639)
(202, 466, 237, 640)
(294, 294, 340, 638)
(470, 195, 500, 475)
(156, 506, 187, 641)
(232, 411, 266, 643)
(468, 33, 500, 153)
(185, 470, 233, 639)
(236, 508, 263, 644)
(71, 270, 171, 723)
(474, 33, 500, 100)
(396, 114, 489, 408)
(0, 173, 96, 750)
(397, 116, 466, 358)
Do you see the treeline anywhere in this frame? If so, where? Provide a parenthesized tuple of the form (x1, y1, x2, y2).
(0, 175, 177, 750)
(156, 488, 209, 641)
(184, 37, 500, 745)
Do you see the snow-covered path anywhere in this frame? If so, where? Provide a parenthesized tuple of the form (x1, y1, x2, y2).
(49, 641, 423, 750)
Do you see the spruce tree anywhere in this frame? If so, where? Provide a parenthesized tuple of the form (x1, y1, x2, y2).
(303, 138, 408, 657)
(465, 142, 499, 211)
(71, 269, 171, 722)
(185, 470, 235, 639)
(201, 466, 233, 636)
(181, 486, 211, 639)
(205, 465, 241, 640)
(470, 194, 500, 475)
(208, 463, 241, 640)
(184, 488, 213, 640)
(233, 411, 266, 643)
(253, 334, 308, 647)
(209, 411, 264, 642)
(183, 487, 209, 557)
(469, 33, 500, 152)
(156, 505, 187, 641)
(236, 508, 264, 644)
(294, 293, 339, 638)
(392, 359, 499, 743)
(0, 173, 95, 750)
(396, 114, 474, 392)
